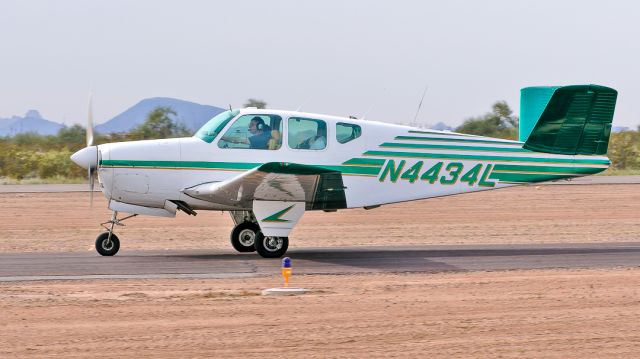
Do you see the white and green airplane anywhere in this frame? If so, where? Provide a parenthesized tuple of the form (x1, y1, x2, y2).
(71, 84, 617, 258)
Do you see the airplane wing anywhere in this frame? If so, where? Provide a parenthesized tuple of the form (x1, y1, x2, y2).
(182, 162, 347, 211)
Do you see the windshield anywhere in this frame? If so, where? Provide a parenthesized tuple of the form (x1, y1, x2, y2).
(195, 110, 240, 143)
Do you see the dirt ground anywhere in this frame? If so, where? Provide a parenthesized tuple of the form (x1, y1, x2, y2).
(0, 184, 639, 253)
(1, 269, 640, 358)
(1, 184, 639, 358)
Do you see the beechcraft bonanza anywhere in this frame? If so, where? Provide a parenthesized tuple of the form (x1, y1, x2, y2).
(71, 85, 617, 258)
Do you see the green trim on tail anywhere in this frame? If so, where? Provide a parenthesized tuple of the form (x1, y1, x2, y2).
(523, 85, 617, 156)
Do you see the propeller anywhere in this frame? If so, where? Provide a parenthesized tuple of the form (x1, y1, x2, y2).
(87, 93, 96, 207)
(87, 93, 94, 147)
(70, 92, 99, 207)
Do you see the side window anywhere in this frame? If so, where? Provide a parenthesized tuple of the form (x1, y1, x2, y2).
(288, 117, 327, 150)
(336, 122, 362, 144)
(218, 114, 282, 150)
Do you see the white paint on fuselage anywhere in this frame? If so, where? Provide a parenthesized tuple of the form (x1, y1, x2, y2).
(95, 108, 608, 212)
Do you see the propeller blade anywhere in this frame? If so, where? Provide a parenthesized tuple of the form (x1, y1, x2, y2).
(88, 167, 94, 208)
(87, 92, 94, 147)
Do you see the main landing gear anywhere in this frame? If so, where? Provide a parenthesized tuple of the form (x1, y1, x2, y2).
(93, 210, 289, 258)
(95, 211, 137, 256)
(229, 211, 289, 258)
(229, 221, 289, 258)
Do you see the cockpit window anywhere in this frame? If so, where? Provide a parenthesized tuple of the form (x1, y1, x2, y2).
(218, 114, 283, 150)
(195, 110, 239, 143)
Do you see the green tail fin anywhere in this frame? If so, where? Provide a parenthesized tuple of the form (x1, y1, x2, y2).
(521, 84, 617, 155)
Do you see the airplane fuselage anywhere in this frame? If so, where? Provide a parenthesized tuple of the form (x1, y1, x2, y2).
(94, 108, 609, 213)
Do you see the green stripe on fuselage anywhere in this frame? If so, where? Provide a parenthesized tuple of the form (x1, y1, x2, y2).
(396, 135, 523, 146)
(317, 165, 380, 175)
(381, 142, 531, 153)
(100, 160, 380, 176)
(407, 130, 489, 138)
(489, 172, 580, 183)
(363, 150, 610, 165)
(101, 155, 608, 181)
(492, 164, 606, 174)
(101, 160, 261, 170)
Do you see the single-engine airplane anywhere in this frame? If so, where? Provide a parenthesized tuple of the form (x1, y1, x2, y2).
(71, 84, 617, 258)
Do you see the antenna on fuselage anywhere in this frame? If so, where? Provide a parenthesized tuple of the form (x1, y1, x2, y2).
(360, 87, 387, 121)
(295, 97, 310, 112)
(411, 84, 429, 127)
(229, 104, 232, 111)
(360, 104, 375, 121)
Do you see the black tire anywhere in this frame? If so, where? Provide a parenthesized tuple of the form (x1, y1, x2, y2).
(254, 232, 289, 258)
(95, 232, 120, 256)
(230, 222, 259, 253)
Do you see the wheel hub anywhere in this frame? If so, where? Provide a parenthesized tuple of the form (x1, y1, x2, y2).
(264, 237, 283, 252)
(102, 239, 114, 251)
(238, 229, 256, 246)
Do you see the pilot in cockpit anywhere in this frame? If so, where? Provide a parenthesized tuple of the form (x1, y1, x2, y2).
(247, 116, 271, 149)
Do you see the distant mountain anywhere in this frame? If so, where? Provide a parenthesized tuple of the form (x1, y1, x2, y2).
(95, 97, 225, 134)
(430, 121, 453, 131)
(611, 126, 631, 133)
(0, 110, 64, 137)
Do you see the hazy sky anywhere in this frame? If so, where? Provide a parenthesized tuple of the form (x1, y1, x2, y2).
(1, 0, 638, 128)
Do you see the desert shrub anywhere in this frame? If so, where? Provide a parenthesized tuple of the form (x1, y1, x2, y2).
(608, 131, 640, 170)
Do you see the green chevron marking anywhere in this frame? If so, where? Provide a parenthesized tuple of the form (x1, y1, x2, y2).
(342, 158, 386, 166)
(262, 205, 295, 222)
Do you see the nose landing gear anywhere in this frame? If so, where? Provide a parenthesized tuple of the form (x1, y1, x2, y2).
(95, 211, 137, 256)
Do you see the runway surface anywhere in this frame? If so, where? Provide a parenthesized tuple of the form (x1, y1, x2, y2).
(2, 243, 639, 282)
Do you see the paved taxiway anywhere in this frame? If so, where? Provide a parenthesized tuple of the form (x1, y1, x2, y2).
(1, 243, 639, 282)
(1, 177, 638, 282)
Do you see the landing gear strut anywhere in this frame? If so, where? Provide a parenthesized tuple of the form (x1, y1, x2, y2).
(96, 211, 137, 256)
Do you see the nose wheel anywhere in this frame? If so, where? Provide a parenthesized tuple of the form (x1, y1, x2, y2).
(95, 211, 137, 256)
(95, 232, 120, 256)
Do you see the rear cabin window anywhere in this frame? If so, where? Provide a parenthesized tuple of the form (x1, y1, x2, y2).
(217, 114, 283, 150)
(336, 122, 362, 143)
(288, 117, 327, 150)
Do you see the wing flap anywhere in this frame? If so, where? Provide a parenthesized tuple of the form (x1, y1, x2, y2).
(182, 162, 347, 210)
